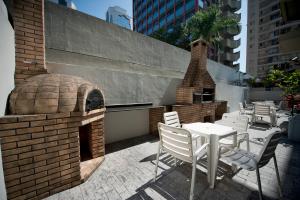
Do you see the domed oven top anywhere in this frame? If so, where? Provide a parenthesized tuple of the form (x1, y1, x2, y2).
(9, 74, 104, 115)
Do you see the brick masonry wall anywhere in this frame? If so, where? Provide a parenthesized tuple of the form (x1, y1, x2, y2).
(215, 101, 228, 120)
(172, 103, 217, 124)
(89, 120, 105, 158)
(149, 107, 165, 135)
(176, 87, 194, 105)
(13, 0, 47, 86)
(181, 40, 215, 90)
(0, 109, 105, 200)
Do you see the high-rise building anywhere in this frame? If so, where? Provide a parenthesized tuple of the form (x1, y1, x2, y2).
(133, 0, 241, 67)
(47, 0, 77, 10)
(106, 6, 131, 29)
(246, 0, 300, 78)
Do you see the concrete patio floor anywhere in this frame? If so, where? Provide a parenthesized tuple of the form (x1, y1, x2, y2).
(44, 112, 300, 200)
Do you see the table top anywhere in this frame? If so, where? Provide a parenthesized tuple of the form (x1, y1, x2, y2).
(182, 122, 236, 137)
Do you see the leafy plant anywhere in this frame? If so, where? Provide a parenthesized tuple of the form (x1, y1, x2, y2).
(266, 69, 300, 96)
(184, 5, 239, 45)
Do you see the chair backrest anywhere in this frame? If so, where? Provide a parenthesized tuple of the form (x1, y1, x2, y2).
(158, 122, 193, 163)
(254, 104, 271, 116)
(216, 114, 249, 133)
(277, 101, 283, 110)
(239, 102, 245, 113)
(163, 111, 181, 128)
(257, 131, 282, 168)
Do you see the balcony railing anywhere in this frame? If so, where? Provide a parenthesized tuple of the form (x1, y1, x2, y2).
(221, 0, 241, 12)
(222, 38, 241, 49)
(222, 52, 240, 62)
(224, 25, 241, 36)
(223, 11, 241, 21)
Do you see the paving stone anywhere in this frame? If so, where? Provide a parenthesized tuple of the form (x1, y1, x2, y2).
(43, 111, 299, 200)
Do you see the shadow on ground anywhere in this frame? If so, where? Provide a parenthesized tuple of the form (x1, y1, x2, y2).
(106, 134, 158, 154)
(127, 153, 278, 200)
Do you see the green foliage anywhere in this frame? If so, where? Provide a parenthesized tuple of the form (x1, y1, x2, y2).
(266, 69, 300, 96)
(184, 5, 239, 44)
(150, 24, 190, 50)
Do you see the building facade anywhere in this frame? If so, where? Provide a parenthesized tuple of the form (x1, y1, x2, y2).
(106, 6, 131, 29)
(246, 0, 300, 78)
(133, 0, 241, 68)
(47, 0, 77, 9)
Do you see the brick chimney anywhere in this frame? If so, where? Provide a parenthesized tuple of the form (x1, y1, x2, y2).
(176, 39, 215, 104)
(13, 0, 47, 86)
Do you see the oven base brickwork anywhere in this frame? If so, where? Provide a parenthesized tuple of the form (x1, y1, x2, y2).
(148, 101, 227, 135)
(0, 109, 105, 200)
(172, 103, 216, 124)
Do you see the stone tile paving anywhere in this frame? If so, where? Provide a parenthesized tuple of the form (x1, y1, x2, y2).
(45, 112, 300, 200)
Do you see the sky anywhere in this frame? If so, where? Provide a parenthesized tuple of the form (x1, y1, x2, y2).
(72, 0, 247, 72)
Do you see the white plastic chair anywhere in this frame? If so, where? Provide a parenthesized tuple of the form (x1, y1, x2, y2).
(252, 104, 276, 126)
(221, 131, 283, 200)
(163, 111, 181, 128)
(164, 111, 201, 143)
(154, 123, 209, 200)
(239, 102, 253, 115)
(215, 114, 250, 152)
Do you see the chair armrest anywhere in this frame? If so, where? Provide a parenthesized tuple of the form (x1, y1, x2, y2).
(250, 137, 266, 146)
(191, 134, 201, 140)
(237, 132, 249, 141)
(194, 143, 209, 158)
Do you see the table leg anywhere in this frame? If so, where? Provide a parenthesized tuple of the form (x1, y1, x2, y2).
(209, 135, 219, 189)
(231, 132, 238, 172)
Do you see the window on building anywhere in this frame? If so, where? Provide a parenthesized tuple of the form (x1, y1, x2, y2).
(159, 17, 165, 27)
(198, 0, 204, 8)
(176, 5, 184, 17)
(186, 0, 195, 11)
(160, 5, 166, 15)
(270, 12, 280, 20)
(167, 13, 174, 23)
(166, 0, 173, 10)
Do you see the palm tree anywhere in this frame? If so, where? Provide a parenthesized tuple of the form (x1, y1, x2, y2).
(184, 5, 239, 44)
(185, 5, 239, 62)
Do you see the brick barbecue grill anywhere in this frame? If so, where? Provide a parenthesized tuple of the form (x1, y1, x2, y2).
(0, 74, 106, 199)
(173, 39, 227, 123)
(149, 39, 228, 135)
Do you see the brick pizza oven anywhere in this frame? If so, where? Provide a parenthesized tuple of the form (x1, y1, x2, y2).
(0, 74, 105, 199)
(0, 1, 106, 199)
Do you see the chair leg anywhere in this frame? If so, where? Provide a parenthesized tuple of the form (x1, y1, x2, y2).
(256, 168, 263, 200)
(273, 155, 283, 198)
(246, 135, 250, 152)
(174, 158, 177, 166)
(154, 144, 161, 182)
(189, 158, 197, 200)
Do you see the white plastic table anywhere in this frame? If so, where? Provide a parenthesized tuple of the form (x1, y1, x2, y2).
(182, 122, 237, 189)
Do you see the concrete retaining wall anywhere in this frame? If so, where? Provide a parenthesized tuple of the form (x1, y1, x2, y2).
(45, 2, 246, 108)
(45, 2, 188, 106)
(0, 0, 15, 117)
(44, 2, 249, 142)
(249, 87, 283, 102)
(105, 109, 149, 144)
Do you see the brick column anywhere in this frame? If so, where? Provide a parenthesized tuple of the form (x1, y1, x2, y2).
(89, 119, 105, 158)
(13, 0, 47, 86)
(149, 106, 165, 135)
